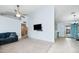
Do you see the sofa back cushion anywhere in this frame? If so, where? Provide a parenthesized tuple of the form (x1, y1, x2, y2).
(5, 32, 10, 37)
(0, 32, 11, 38)
(0, 33, 4, 38)
(0, 32, 17, 38)
(9, 32, 17, 37)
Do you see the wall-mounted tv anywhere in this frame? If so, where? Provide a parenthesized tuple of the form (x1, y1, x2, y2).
(34, 24, 42, 31)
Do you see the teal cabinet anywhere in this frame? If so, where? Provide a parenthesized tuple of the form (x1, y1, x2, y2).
(70, 23, 78, 39)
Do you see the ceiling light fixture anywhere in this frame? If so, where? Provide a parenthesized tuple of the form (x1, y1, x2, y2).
(71, 12, 78, 24)
(15, 5, 21, 17)
(16, 12, 21, 17)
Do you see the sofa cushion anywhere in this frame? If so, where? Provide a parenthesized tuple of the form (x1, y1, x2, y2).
(0, 32, 18, 45)
(9, 33, 15, 37)
(0, 33, 6, 38)
(0, 33, 3, 38)
(0, 38, 6, 41)
(5, 32, 10, 37)
(0, 32, 10, 38)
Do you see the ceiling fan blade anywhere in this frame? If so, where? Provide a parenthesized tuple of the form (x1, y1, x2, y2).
(0, 12, 13, 15)
(22, 14, 28, 16)
(0, 12, 21, 20)
(16, 17, 21, 20)
(21, 15, 25, 18)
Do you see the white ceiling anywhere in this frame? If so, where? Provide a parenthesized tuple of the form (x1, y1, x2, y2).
(55, 5, 79, 24)
(0, 5, 79, 24)
(0, 5, 41, 14)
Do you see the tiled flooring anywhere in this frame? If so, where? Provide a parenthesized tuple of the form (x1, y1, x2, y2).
(1, 38, 79, 53)
(0, 38, 52, 53)
(48, 38, 79, 53)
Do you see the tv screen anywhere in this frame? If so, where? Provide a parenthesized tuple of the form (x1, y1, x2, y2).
(34, 24, 42, 31)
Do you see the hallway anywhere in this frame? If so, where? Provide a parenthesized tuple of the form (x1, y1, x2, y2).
(48, 38, 79, 53)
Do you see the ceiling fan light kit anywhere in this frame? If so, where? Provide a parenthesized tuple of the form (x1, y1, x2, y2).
(15, 5, 21, 17)
(16, 12, 21, 17)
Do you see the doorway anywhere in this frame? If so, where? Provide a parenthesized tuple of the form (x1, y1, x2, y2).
(65, 25, 71, 38)
(21, 22, 28, 39)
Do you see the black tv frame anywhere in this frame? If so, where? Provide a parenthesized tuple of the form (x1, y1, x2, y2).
(33, 24, 42, 31)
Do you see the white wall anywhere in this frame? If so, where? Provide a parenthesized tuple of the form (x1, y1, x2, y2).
(28, 6, 54, 42)
(0, 16, 21, 38)
(57, 23, 66, 37)
(54, 21, 57, 39)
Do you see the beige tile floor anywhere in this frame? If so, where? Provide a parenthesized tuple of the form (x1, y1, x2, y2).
(0, 38, 52, 53)
(1, 38, 79, 53)
(48, 38, 79, 53)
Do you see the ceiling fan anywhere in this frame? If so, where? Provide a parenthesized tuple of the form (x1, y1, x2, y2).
(0, 5, 27, 20)
(15, 5, 26, 19)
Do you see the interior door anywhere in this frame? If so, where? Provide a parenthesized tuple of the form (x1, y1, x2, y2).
(21, 23, 28, 39)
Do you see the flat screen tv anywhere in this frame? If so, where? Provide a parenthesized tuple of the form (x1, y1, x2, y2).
(34, 24, 42, 31)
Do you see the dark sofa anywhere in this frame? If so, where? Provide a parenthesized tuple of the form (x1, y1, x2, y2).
(0, 32, 18, 45)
